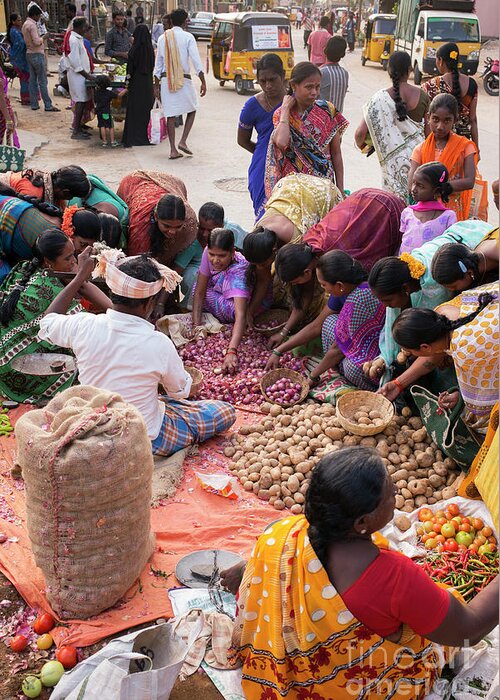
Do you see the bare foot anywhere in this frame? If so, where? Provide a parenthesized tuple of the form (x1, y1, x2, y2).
(178, 143, 193, 155)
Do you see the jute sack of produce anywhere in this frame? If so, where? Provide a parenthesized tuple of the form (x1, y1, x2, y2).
(15, 385, 155, 619)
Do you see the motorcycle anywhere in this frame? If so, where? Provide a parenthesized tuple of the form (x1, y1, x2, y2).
(482, 57, 499, 97)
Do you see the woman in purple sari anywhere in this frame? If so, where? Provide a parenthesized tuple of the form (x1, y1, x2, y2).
(237, 53, 286, 221)
(266, 251, 385, 397)
(192, 228, 252, 375)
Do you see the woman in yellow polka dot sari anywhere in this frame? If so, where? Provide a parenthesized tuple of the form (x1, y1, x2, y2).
(392, 281, 499, 436)
(229, 448, 499, 699)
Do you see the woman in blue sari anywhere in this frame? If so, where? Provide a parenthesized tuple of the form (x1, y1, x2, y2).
(7, 14, 30, 106)
(237, 54, 286, 221)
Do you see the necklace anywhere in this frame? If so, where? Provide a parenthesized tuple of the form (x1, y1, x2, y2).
(262, 93, 284, 112)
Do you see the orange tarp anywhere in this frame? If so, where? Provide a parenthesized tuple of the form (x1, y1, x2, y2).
(0, 405, 275, 648)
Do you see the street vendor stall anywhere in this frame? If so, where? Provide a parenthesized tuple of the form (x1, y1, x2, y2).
(85, 63, 127, 121)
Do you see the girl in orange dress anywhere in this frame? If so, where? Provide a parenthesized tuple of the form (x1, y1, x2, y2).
(409, 93, 476, 221)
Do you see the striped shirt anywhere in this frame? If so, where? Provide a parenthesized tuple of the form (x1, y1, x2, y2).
(320, 63, 349, 113)
(303, 16, 315, 31)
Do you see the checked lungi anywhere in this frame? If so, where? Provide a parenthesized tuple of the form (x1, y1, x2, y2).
(151, 398, 236, 457)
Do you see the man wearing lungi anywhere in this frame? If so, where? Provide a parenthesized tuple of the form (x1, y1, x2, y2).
(153, 8, 207, 160)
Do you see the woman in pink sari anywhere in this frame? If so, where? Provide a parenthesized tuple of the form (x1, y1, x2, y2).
(0, 67, 20, 148)
(265, 61, 348, 198)
(304, 188, 405, 272)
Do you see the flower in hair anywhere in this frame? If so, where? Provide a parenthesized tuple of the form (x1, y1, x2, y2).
(61, 205, 80, 238)
(400, 252, 426, 280)
(449, 50, 458, 60)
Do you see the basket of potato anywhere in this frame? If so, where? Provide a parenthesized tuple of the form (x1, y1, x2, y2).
(336, 390, 394, 436)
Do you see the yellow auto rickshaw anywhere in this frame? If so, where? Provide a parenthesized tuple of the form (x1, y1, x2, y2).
(210, 12, 294, 94)
(361, 13, 396, 70)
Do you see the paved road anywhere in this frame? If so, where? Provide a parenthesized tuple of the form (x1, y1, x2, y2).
(24, 30, 498, 231)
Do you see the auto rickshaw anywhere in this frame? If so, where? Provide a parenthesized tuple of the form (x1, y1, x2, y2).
(361, 13, 396, 70)
(210, 12, 294, 94)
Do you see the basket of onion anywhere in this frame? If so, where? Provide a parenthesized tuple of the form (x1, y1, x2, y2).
(185, 366, 204, 397)
(260, 369, 309, 407)
(253, 309, 289, 337)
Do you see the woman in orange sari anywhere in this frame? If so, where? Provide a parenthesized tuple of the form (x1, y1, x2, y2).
(229, 446, 499, 699)
(409, 94, 476, 221)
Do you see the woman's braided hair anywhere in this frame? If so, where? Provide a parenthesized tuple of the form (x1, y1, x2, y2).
(388, 51, 412, 122)
(0, 182, 62, 219)
(0, 229, 69, 326)
(437, 42, 461, 103)
(392, 292, 496, 349)
(305, 447, 387, 567)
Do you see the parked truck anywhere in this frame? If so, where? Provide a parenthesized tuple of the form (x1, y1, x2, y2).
(394, 0, 481, 84)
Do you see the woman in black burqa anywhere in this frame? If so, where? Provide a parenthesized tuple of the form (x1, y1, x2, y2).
(122, 24, 155, 147)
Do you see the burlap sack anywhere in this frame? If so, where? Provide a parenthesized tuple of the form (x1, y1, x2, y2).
(15, 386, 155, 620)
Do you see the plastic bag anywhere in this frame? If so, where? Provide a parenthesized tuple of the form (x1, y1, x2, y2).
(195, 471, 240, 500)
(148, 99, 167, 145)
(51, 622, 194, 700)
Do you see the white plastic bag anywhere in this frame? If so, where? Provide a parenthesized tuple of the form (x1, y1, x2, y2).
(148, 99, 166, 145)
(51, 622, 195, 700)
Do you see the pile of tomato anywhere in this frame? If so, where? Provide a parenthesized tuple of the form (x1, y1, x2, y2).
(416, 503, 497, 554)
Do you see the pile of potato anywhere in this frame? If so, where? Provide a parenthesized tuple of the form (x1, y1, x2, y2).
(224, 402, 461, 513)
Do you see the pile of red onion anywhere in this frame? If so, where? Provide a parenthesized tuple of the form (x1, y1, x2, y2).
(254, 320, 281, 330)
(265, 377, 303, 405)
(179, 329, 303, 405)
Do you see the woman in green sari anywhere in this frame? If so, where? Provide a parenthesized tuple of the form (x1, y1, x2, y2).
(0, 230, 110, 403)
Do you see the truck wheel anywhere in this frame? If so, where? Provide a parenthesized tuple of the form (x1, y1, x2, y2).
(361, 54, 366, 66)
(413, 62, 422, 86)
(235, 76, 246, 95)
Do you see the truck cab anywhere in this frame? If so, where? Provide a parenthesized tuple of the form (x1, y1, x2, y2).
(395, 2, 481, 84)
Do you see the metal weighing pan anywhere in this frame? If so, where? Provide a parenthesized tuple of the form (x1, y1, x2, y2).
(11, 353, 76, 376)
(176, 549, 245, 589)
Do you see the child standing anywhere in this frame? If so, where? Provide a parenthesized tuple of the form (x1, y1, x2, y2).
(409, 93, 477, 221)
(94, 74, 124, 148)
(399, 162, 457, 254)
(191, 229, 251, 375)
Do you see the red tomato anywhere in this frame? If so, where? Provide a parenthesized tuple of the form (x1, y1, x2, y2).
(468, 544, 479, 552)
(475, 535, 487, 546)
(425, 538, 437, 550)
(421, 533, 430, 543)
(418, 508, 434, 522)
(488, 543, 497, 553)
(435, 535, 446, 544)
(447, 503, 460, 516)
(423, 521, 434, 534)
(488, 536, 497, 544)
(10, 635, 28, 652)
(459, 523, 471, 533)
(482, 527, 493, 538)
(435, 544, 444, 553)
(435, 510, 446, 519)
(461, 517, 471, 526)
(432, 523, 443, 534)
(56, 645, 78, 669)
(451, 516, 462, 527)
(33, 613, 55, 635)
(444, 539, 459, 552)
(441, 523, 456, 539)
(471, 518, 484, 531)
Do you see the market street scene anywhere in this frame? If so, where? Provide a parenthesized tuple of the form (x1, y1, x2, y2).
(0, 0, 498, 697)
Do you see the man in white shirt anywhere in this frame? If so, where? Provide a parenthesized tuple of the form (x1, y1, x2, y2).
(65, 17, 92, 140)
(39, 252, 236, 457)
(153, 8, 206, 160)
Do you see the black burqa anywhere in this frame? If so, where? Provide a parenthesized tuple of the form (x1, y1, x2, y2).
(122, 24, 155, 146)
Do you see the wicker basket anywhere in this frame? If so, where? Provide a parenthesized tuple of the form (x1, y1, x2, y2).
(336, 391, 394, 436)
(260, 369, 309, 408)
(253, 309, 289, 337)
(185, 366, 204, 397)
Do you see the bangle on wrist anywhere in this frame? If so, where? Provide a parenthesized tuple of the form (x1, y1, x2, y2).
(392, 378, 405, 394)
(272, 349, 283, 357)
(280, 328, 290, 337)
(226, 347, 238, 356)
